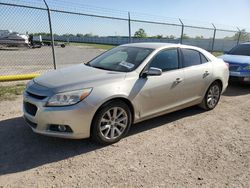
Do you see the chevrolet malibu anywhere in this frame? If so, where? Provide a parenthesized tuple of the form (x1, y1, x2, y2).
(23, 43, 229, 144)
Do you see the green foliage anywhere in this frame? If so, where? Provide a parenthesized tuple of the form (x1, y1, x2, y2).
(155, 35, 163, 39)
(212, 52, 223, 57)
(195, 35, 204, 39)
(134, 28, 147, 38)
(182, 34, 190, 39)
(224, 29, 250, 41)
(166, 35, 175, 39)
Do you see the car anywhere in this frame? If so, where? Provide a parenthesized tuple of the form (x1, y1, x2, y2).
(23, 43, 229, 144)
(219, 42, 250, 82)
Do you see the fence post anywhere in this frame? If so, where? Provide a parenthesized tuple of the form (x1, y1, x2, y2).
(179, 19, 184, 44)
(211, 23, 216, 52)
(128, 12, 131, 43)
(237, 27, 241, 45)
(43, 0, 56, 69)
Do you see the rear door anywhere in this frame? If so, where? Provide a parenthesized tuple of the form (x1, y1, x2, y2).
(180, 48, 213, 104)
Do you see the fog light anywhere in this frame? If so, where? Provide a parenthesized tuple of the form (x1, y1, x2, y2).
(58, 125, 66, 132)
(48, 124, 73, 133)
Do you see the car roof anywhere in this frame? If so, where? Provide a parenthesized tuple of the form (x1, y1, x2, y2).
(122, 42, 217, 61)
(122, 42, 179, 49)
(122, 42, 203, 50)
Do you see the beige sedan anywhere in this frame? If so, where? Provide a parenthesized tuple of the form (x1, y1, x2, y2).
(23, 43, 229, 144)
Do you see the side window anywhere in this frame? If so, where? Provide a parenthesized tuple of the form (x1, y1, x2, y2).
(149, 49, 179, 72)
(181, 49, 201, 67)
(200, 53, 209, 63)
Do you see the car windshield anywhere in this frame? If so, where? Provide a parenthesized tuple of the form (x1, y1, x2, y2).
(228, 44, 250, 56)
(87, 46, 153, 72)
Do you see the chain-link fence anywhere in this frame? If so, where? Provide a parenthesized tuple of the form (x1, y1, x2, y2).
(0, 0, 250, 80)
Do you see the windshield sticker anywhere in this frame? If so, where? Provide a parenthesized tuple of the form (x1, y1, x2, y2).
(119, 61, 134, 69)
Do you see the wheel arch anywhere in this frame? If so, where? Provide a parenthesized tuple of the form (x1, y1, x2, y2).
(213, 79, 223, 90)
(90, 97, 135, 132)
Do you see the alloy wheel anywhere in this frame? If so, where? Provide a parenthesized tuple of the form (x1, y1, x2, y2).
(99, 107, 128, 140)
(207, 85, 220, 109)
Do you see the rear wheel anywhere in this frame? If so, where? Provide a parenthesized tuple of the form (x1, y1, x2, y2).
(199, 81, 221, 110)
(91, 100, 132, 145)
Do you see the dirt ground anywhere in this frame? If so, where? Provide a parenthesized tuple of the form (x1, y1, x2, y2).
(0, 83, 249, 187)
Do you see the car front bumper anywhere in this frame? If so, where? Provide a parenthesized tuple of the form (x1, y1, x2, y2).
(23, 91, 96, 139)
(230, 71, 250, 82)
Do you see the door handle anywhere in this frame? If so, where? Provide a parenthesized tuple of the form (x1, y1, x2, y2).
(203, 71, 210, 77)
(175, 78, 183, 83)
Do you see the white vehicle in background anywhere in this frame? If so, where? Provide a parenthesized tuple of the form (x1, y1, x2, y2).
(0, 30, 28, 47)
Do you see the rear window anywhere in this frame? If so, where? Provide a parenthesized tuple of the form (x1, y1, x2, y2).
(200, 53, 209, 63)
(181, 49, 201, 67)
(228, 44, 250, 56)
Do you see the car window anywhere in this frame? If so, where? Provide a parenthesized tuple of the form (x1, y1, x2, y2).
(200, 53, 208, 63)
(149, 49, 179, 72)
(99, 51, 128, 65)
(182, 49, 201, 67)
(228, 44, 250, 56)
(88, 46, 153, 72)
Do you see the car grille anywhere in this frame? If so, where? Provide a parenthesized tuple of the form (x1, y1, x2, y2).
(26, 91, 47, 100)
(24, 102, 38, 116)
(229, 64, 241, 71)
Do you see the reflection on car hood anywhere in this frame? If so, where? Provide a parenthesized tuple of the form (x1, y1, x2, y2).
(219, 54, 250, 65)
(34, 64, 126, 92)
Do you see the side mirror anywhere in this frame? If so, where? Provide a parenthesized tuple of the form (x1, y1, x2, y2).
(142, 67, 162, 78)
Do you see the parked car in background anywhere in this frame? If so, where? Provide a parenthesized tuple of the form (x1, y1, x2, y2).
(23, 43, 229, 144)
(219, 42, 250, 82)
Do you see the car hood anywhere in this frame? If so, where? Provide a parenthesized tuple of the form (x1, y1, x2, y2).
(218, 54, 250, 65)
(34, 64, 126, 92)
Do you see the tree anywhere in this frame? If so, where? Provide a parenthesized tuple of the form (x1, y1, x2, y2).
(224, 29, 249, 41)
(233, 29, 249, 41)
(182, 34, 190, 39)
(62, 33, 74, 37)
(166, 35, 175, 39)
(195, 35, 204, 39)
(134, 28, 147, 38)
(76, 33, 84, 38)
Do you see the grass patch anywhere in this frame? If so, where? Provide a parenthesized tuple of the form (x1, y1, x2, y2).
(0, 83, 26, 101)
(70, 42, 115, 50)
(212, 52, 223, 57)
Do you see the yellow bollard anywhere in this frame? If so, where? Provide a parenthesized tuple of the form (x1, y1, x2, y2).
(0, 73, 40, 82)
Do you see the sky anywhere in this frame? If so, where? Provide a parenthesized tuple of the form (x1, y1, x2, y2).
(67, 0, 250, 30)
(1, 0, 250, 38)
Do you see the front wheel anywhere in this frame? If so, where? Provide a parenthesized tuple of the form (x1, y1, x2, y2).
(91, 100, 132, 145)
(199, 81, 221, 110)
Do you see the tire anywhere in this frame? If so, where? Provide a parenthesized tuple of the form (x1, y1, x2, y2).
(199, 81, 222, 110)
(91, 100, 132, 145)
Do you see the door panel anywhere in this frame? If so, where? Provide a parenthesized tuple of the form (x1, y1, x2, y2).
(182, 63, 213, 103)
(134, 69, 184, 119)
(180, 48, 213, 103)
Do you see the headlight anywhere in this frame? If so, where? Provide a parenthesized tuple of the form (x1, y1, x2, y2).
(47, 88, 92, 107)
(242, 65, 250, 70)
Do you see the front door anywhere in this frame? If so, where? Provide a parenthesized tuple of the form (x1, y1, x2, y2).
(134, 48, 185, 119)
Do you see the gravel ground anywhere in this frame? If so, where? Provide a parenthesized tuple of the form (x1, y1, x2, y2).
(0, 83, 249, 187)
